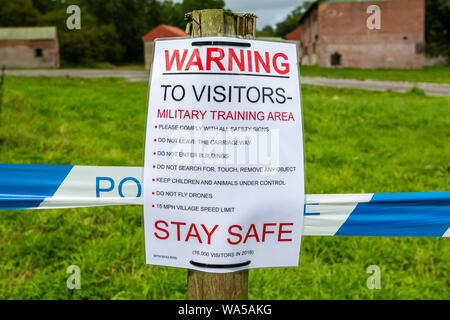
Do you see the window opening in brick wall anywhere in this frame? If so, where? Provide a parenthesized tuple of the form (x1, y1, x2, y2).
(331, 52, 341, 66)
(35, 48, 43, 57)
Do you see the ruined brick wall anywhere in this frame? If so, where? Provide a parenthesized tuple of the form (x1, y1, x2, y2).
(299, 7, 319, 65)
(0, 39, 59, 68)
(317, 0, 424, 69)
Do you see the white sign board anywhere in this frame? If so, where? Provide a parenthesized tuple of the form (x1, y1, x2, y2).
(143, 37, 305, 273)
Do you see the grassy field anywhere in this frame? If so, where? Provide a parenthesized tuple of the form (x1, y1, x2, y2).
(0, 77, 448, 299)
(300, 65, 450, 84)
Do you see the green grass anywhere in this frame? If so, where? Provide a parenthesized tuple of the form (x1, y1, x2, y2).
(300, 65, 450, 84)
(0, 77, 449, 299)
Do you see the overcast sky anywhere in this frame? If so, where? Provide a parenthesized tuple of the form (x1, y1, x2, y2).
(223, 0, 307, 29)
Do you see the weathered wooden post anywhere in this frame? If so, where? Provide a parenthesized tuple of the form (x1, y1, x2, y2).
(184, 9, 257, 300)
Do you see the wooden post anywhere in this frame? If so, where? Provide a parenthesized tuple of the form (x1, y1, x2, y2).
(184, 9, 257, 300)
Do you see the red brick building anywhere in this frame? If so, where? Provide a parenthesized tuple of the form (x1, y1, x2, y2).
(142, 24, 187, 69)
(285, 26, 302, 62)
(0, 26, 59, 68)
(285, 26, 302, 41)
(298, 0, 425, 69)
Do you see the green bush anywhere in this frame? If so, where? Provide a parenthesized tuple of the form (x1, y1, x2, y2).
(38, 9, 125, 66)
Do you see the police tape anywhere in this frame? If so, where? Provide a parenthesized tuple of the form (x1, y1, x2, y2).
(0, 164, 448, 237)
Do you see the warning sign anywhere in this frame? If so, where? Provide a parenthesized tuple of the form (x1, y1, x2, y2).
(143, 37, 305, 272)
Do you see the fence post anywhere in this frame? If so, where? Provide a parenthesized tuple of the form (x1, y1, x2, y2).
(184, 9, 257, 300)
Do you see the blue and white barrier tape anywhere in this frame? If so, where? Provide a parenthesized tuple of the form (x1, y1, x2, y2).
(0, 164, 449, 237)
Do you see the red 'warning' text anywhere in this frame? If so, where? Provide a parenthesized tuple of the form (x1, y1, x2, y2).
(164, 48, 290, 75)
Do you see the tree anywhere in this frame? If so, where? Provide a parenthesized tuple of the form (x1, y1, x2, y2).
(0, 0, 40, 26)
(274, 1, 312, 37)
(160, 0, 185, 29)
(31, 0, 67, 14)
(182, 0, 225, 14)
(256, 25, 276, 37)
(79, 0, 160, 62)
(39, 8, 125, 65)
(425, 0, 450, 58)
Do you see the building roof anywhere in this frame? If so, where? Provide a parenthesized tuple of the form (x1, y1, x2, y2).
(0, 26, 57, 40)
(142, 24, 187, 41)
(299, 1, 321, 24)
(284, 26, 302, 40)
